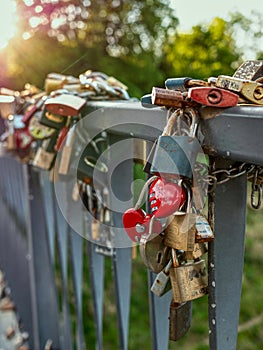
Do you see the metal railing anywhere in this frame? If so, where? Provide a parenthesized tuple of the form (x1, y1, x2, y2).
(0, 101, 262, 349)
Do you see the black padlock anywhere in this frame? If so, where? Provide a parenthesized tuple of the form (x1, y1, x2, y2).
(165, 77, 192, 93)
(77, 135, 108, 187)
(169, 301, 192, 341)
(150, 135, 201, 178)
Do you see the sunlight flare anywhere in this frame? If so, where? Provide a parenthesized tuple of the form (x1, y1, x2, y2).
(0, 1, 18, 49)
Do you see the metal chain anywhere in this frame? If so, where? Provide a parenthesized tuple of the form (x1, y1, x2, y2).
(197, 161, 263, 209)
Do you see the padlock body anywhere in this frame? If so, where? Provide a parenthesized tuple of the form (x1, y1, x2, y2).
(195, 215, 214, 242)
(169, 301, 192, 341)
(164, 213, 196, 251)
(150, 136, 200, 178)
(169, 259, 208, 303)
(150, 270, 171, 297)
(165, 77, 191, 92)
(33, 147, 56, 170)
(140, 234, 171, 274)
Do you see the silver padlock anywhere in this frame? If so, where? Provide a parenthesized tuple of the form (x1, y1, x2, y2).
(150, 259, 172, 297)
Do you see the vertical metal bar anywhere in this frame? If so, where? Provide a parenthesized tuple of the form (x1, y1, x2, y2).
(208, 169, 247, 349)
(69, 228, 86, 350)
(53, 181, 73, 350)
(87, 240, 105, 350)
(109, 148, 133, 350)
(112, 247, 132, 350)
(0, 158, 34, 348)
(148, 271, 171, 350)
(67, 180, 86, 350)
(40, 171, 56, 263)
(26, 165, 61, 349)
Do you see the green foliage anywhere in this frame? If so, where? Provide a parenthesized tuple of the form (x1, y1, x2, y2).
(229, 10, 263, 60)
(7, 0, 178, 97)
(162, 17, 242, 80)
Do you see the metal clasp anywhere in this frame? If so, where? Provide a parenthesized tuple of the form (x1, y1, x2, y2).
(251, 167, 262, 209)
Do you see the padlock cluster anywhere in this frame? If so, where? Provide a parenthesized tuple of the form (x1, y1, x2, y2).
(0, 70, 130, 174)
(122, 105, 213, 340)
(142, 67, 263, 109)
(122, 60, 263, 341)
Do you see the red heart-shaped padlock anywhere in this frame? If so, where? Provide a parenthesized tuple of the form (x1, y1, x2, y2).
(149, 177, 186, 218)
(122, 208, 162, 242)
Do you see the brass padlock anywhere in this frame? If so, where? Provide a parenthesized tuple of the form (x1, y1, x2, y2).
(185, 242, 207, 261)
(32, 133, 58, 170)
(165, 212, 214, 250)
(215, 75, 263, 105)
(6, 114, 16, 151)
(169, 259, 208, 303)
(164, 213, 196, 252)
(139, 234, 171, 274)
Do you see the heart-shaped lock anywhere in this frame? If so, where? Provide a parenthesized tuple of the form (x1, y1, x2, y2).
(149, 177, 186, 218)
(122, 208, 162, 242)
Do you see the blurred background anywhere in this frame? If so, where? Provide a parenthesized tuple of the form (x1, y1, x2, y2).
(0, 0, 262, 97)
(0, 1, 262, 349)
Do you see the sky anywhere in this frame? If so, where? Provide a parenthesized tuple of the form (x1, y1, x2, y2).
(172, 0, 263, 31)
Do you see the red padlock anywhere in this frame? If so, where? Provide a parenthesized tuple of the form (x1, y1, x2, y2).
(149, 177, 186, 218)
(122, 208, 162, 242)
(15, 128, 33, 150)
(188, 86, 239, 107)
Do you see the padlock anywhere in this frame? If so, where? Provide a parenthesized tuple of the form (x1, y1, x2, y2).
(151, 87, 184, 108)
(6, 114, 16, 150)
(44, 93, 86, 117)
(148, 177, 187, 218)
(77, 135, 108, 187)
(140, 93, 158, 108)
(185, 242, 207, 261)
(164, 212, 214, 250)
(123, 208, 162, 242)
(165, 77, 192, 92)
(215, 75, 263, 105)
(143, 139, 158, 174)
(54, 116, 73, 152)
(169, 259, 208, 303)
(32, 132, 59, 170)
(150, 259, 172, 297)
(150, 135, 201, 178)
(195, 215, 214, 242)
(139, 233, 171, 273)
(169, 300, 192, 341)
(164, 213, 196, 252)
(39, 109, 66, 129)
(28, 113, 56, 140)
(233, 60, 263, 81)
(58, 123, 76, 175)
(22, 94, 47, 125)
(0, 95, 15, 119)
(188, 86, 239, 107)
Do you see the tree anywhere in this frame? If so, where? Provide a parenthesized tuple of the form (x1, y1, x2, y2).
(161, 17, 242, 81)
(228, 11, 263, 60)
(7, 0, 178, 96)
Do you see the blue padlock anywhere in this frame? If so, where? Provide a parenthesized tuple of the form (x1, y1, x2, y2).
(150, 135, 201, 178)
(165, 77, 192, 93)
